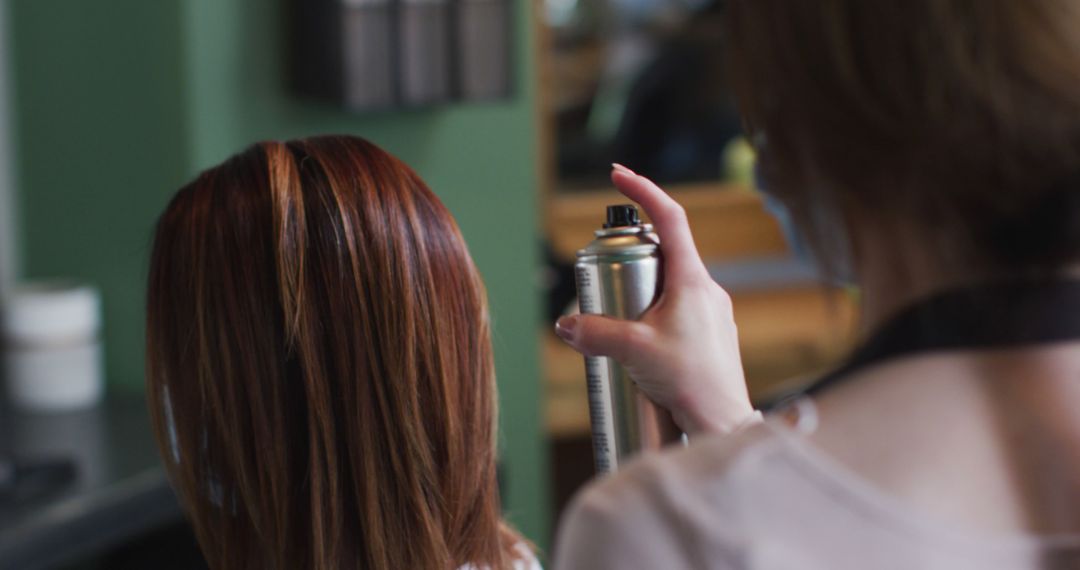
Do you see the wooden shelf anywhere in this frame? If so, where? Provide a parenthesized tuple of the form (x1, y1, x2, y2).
(546, 183, 788, 262)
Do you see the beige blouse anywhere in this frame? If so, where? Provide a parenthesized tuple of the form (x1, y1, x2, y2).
(554, 418, 1080, 569)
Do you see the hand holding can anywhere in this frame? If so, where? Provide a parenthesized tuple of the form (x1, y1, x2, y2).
(557, 165, 756, 440)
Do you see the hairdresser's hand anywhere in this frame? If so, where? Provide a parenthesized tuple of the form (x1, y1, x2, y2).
(555, 165, 755, 436)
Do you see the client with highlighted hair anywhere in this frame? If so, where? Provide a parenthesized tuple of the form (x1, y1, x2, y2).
(145, 135, 540, 570)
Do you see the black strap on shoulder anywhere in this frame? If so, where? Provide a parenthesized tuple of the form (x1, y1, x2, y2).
(769, 279, 1080, 406)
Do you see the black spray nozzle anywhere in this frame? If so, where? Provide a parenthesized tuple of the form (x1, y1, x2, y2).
(604, 204, 641, 228)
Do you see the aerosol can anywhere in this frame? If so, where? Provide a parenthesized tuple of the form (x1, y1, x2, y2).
(575, 205, 682, 473)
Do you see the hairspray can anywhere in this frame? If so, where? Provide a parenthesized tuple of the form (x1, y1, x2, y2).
(575, 204, 682, 473)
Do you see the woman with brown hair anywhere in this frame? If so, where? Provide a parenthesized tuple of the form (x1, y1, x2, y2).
(555, 0, 1080, 568)
(146, 135, 539, 570)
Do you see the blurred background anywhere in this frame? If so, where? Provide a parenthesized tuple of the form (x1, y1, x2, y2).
(0, 0, 855, 568)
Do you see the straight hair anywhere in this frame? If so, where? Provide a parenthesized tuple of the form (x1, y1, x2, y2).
(146, 136, 526, 569)
(726, 0, 1080, 274)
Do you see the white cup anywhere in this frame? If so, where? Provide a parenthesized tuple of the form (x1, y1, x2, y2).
(2, 282, 104, 412)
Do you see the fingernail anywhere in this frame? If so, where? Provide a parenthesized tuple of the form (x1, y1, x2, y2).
(555, 316, 577, 343)
(612, 163, 636, 175)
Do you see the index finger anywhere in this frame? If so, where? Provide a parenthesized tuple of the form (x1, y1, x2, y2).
(611, 166, 709, 283)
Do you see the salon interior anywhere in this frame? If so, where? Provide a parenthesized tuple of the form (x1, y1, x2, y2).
(0, 0, 856, 568)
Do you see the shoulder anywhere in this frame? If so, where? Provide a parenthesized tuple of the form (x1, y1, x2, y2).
(513, 542, 543, 570)
(459, 543, 543, 570)
(553, 422, 782, 569)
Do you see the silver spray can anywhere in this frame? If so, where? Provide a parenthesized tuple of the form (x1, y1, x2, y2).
(575, 204, 682, 473)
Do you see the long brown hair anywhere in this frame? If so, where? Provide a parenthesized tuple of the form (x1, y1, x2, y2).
(146, 136, 526, 569)
(727, 0, 1080, 275)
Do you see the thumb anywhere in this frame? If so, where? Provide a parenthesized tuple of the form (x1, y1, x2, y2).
(555, 314, 653, 362)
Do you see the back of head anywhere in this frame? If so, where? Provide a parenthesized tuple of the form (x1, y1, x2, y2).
(146, 136, 520, 569)
(727, 0, 1080, 276)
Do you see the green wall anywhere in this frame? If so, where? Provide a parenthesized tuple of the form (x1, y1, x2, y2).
(12, 0, 548, 544)
(11, 0, 190, 387)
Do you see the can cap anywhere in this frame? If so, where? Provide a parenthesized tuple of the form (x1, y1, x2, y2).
(604, 204, 641, 228)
